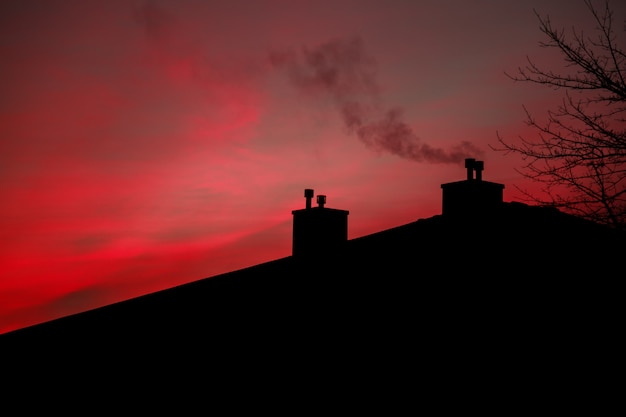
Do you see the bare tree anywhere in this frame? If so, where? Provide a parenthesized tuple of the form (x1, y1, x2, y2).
(493, 0, 626, 231)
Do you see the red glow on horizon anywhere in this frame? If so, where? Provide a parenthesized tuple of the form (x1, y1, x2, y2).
(3, 0, 609, 334)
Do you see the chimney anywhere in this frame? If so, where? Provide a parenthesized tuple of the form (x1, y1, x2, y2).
(291, 189, 349, 258)
(465, 158, 475, 180)
(474, 160, 484, 182)
(304, 189, 314, 209)
(441, 159, 504, 217)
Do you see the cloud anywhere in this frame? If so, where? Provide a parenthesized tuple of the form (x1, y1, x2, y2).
(270, 37, 483, 164)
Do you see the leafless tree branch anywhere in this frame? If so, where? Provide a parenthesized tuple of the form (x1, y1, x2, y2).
(492, 0, 626, 231)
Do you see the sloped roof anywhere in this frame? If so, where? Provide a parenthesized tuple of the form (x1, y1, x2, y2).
(3, 201, 622, 342)
(3, 200, 623, 402)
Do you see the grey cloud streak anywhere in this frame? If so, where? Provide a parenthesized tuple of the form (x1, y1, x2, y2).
(270, 37, 483, 164)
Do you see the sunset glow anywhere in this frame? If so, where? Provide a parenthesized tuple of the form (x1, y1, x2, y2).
(2, 0, 621, 334)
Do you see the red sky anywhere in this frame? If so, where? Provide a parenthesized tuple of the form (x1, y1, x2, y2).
(2, 0, 622, 334)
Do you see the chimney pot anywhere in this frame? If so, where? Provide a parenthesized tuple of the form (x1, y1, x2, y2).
(465, 158, 476, 180)
(304, 189, 314, 209)
(317, 195, 326, 208)
(475, 160, 484, 181)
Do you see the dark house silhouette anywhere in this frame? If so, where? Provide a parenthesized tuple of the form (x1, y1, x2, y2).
(3, 159, 623, 399)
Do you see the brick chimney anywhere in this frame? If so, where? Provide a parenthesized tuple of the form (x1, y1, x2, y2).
(291, 189, 349, 257)
(441, 158, 504, 216)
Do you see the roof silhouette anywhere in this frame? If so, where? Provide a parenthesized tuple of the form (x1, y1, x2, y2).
(3, 159, 623, 398)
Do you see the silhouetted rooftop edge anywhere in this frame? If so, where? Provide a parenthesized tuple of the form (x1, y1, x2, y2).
(3, 159, 624, 342)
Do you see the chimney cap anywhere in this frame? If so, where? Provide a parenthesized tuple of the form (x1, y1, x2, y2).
(304, 188, 314, 209)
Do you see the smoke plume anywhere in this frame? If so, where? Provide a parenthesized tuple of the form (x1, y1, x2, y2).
(269, 37, 482, 163)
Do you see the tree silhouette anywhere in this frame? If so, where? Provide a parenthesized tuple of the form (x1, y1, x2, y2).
(493, 0, 626, 231)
